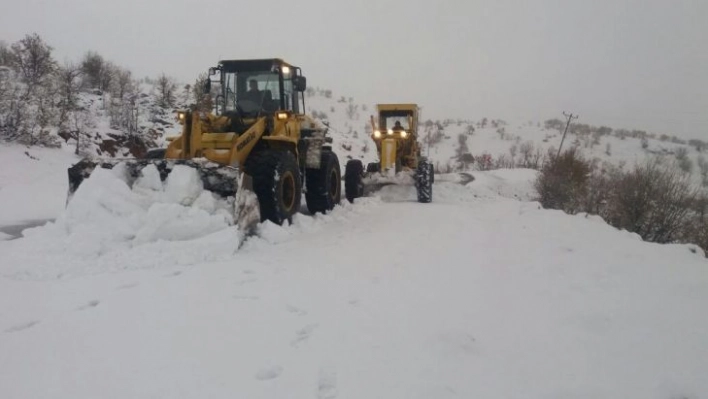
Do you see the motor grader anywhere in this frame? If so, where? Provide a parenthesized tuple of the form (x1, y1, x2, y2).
(343, 103, 433, 203)
(67, 58, 342, 232)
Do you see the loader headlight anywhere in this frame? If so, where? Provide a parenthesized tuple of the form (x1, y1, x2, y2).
(374, 130, 381, 138)
(177, 111, 186, 122)
(400, 130, 408, 138)
(276, 112, 288, 120)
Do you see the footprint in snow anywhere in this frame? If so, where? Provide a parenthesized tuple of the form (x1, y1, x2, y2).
(255, 365, 283, 380)
(116, 283, 138, 290)
(4, 320, 40, 333)
(317, 367, 338, 399)
(77, 300, 100, 311)
(286, 304, 308, 316)
(165, 271, 182, 278)
(234, 277, 258, 286)
(291, 323, 318, 347)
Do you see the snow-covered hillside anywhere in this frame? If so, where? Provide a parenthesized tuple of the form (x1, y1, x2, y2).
(1, 145, 707, 398)
(302, 88, 708, 187)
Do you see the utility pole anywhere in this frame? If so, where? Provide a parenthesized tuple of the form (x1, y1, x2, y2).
(557, 111, 578, 157)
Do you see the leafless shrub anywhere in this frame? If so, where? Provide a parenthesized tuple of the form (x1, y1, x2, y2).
(604, 159, 698, 243)
(534, 148, 591, 214)
(494, 154, 515, 169)
(697, 155, 708, 187)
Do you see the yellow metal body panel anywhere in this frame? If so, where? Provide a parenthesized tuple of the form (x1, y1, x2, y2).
(381, 138, 397, 171)
(164, 110, 314, 169)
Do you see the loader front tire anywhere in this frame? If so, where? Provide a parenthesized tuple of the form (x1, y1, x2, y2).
(344, 159, 364, 203)
(305, 150, 342, 214)
(415, 159, 433, 203)
(247, 150, 302, 225)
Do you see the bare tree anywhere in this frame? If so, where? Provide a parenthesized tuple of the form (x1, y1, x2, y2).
(100, 61, 116, 94)
(675, 147, 693, 174)
(9, 33, 57, 96)
(345, 102, 358, 120)
(0, 41, 11, 66)
(192, 72, 213, 111)
(156, 73, 177, 108)
(697, 155, 708, 187)
(113, 67, 133, 101)
(56, 62, 83, 132)
(81, 51, 104, 90)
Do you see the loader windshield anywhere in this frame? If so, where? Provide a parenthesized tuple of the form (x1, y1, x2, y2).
(222, 70, 280, 116)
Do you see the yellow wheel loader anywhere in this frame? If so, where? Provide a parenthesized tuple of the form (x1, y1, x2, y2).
(343, 103, 434, 203)
(67, 58, 342, 233)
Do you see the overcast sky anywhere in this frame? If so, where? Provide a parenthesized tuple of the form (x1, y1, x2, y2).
(1, 0, 706, 138)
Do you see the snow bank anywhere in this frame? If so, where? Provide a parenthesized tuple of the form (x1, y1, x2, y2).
(0, 163, 382, 280)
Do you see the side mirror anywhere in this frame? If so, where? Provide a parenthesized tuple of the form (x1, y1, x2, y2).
(293, 75, 307, 92)
(208, 67, 218, 76)
(204, 79, 211, 93)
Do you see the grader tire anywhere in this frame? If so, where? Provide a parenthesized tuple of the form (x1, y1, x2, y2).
(344, 159, 364, 203)
(415, 159, 433, 203)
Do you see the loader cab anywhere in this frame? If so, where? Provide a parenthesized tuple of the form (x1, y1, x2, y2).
(208, 58, 308, 118)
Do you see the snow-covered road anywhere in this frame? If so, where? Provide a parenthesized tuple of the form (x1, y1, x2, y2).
(1, 166, 707, 398)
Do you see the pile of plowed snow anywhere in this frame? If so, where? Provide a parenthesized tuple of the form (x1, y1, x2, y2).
(0, 163, 378, 279)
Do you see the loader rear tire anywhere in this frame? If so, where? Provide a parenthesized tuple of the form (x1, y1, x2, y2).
(415, 159, 433, 203)
(305, 150, 342, 214)
(247, 150, 302, 225)
(344, 159, 364, 203)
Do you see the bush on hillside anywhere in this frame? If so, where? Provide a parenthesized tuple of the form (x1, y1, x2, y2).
(534, 148, 591, 214)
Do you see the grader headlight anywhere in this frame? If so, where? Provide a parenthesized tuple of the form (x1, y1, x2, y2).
(373, 130, 381, 138)
(400, 130, 408, 138)
(387, 129, 394, 135)
(177, 111, 186, 123)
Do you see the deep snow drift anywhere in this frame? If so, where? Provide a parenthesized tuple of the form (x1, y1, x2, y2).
(1, 148, 707, 398)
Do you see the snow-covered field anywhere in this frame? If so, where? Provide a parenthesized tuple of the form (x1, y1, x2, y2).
(0, 145, 79, 226)
(1, 144, 707, 398)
